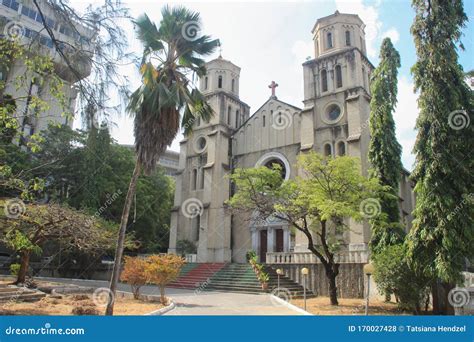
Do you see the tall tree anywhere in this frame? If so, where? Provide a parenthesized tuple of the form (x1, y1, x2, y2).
(407, 0, 474, 314)
(106, 7, 219, 315)
(228, 152, 382, 305)
(368, 38, 405, 255)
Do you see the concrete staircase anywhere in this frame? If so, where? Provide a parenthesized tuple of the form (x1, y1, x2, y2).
(0, 286, 46, 303)
(168, 263, 315, 299)
(168, 263, 225, 289)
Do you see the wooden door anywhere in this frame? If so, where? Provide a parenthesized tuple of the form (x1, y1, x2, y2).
(275, 229, 284, 252)
(260, 230, 267, 262)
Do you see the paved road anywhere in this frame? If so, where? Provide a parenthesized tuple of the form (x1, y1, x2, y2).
(34, 277, 305, 315)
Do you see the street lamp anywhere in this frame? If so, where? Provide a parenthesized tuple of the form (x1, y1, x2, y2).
(301, 267, 309, 311)
(276, 268, 283, 292)
(363, 262, 374, 316)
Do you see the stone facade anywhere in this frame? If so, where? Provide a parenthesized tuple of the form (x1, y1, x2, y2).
(169, 11, 415, 265)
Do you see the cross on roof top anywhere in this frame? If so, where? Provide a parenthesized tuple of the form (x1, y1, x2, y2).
(268, 81, 278, 98)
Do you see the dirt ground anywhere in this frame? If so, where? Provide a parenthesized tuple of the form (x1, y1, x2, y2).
(0, 277, 163, 315)
(291, 297, 405, 315)
(0, 294, 164, 315)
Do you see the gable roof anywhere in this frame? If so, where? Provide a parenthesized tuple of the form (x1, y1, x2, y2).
(233, 96, 302, 134)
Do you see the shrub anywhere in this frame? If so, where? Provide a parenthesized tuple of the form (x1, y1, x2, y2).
(246, 250, 257, 262)
(120, 256, 149, 299)
(145, 254, 185, 304)
(373, 244, 430, 314)
(176, 240, 197, 256)
(9, 263, 20, 276)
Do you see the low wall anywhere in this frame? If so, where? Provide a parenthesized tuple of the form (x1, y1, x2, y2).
(269, 263, 365, 299)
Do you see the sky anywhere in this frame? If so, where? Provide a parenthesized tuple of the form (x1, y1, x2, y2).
(72, 0, 474, 171)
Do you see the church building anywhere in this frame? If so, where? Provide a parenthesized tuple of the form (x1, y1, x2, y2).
(168, 11, 415, 265)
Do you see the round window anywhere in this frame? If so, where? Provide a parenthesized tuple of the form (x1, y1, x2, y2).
(264, 158, 287, 180)
(326, 104, 342, 122)
(194, 136, 207, 153)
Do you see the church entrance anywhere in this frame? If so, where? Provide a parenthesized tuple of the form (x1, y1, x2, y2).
(275, 229, 284, 252)
(259, 230, 267, 262)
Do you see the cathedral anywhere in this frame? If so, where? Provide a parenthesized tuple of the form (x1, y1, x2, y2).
(169, 11, 415, 265)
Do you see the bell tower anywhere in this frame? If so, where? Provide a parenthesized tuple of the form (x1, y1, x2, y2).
(299, 11, 374, 248)
(169, 56, 250, 262)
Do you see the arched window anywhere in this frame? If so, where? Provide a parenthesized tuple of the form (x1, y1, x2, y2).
(324, 144, 332, 157)
(204, 76, 208, 89)
(327, 32, 333, 49)
(227, 106, 232, 125)
(345, 31, 351, 46)
(335, 65, 343, 88)
(191, 169, 197, 190)
(199, 168, 205, 189)
(218, 75, 223, 88)
(321, 69, 328, 92)
(362, 66, 367, 89)
(192, 215, 200, 242)
(263, 115, 266, 127)
(337, 141, 346, 156)
(231, 79, 235, 92)
(235, 110, 240, 127)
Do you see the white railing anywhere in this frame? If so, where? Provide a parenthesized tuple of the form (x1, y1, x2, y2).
(266, 250, 369, 264)
(185, 254, 197, 263)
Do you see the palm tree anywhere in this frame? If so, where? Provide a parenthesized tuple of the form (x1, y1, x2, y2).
(105, 6, 219, 315)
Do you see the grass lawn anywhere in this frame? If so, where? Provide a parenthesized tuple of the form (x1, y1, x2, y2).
(291, 297, 406, 315)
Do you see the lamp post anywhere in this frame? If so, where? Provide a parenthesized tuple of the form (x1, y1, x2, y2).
(363, 262, 374, 316)
(276, 268, 283, 293)
(301, 267, 309, 311)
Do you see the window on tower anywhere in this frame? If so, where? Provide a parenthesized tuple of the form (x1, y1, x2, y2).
(236, 110, 240, 127)
(231, 79, 235, 92)
(199, 168, 205, 189)
(227, 106, 232, 125)
(321, 69, 328, 92)
(263, 115, 266, 127)
(345, 31, 351, 46)
(204, 76, 208, 89)
(218, 75, 223, 88)
(327, 32, 333, 49)
(192, 169, 197, 190)
(335, 65, 343, 88)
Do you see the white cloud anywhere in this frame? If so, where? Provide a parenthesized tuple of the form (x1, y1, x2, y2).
(382, 28, 400, 44)
(393, 76, 419, 170)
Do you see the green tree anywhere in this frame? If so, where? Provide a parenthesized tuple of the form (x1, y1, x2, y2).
(0, 200, 118, 284)
(407, 0, 474, 314)
(228, 152, 382, 305)
(106, 7, 219, 315)
(368, 37, 405, 255)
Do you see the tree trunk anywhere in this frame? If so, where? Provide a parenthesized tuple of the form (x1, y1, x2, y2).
(431, 281, 441, 314)
(442, 282, 455, 315)
(325, 266, 338, 305)
(160, 284, 166, 305)
(105, 161, 141, 316)
(15, 251, 30, 284)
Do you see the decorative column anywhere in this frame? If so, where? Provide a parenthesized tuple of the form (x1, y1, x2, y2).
(283, 228, 290, 252)
(267, 228, 275, 253)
